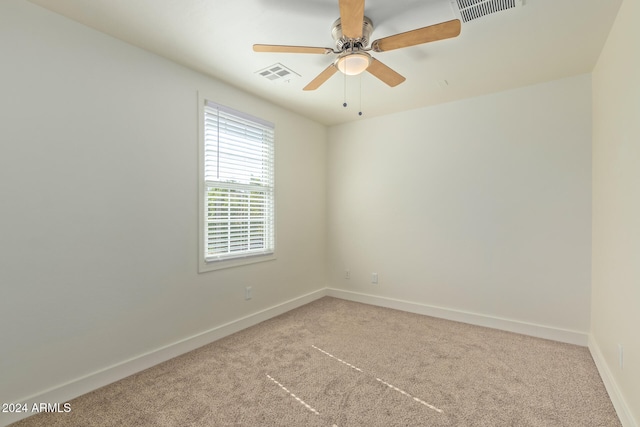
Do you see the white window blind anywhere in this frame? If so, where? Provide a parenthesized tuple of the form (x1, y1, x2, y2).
(203, 101, 275, 262)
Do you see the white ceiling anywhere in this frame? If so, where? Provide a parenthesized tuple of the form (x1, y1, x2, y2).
(27, 0, 621, 126)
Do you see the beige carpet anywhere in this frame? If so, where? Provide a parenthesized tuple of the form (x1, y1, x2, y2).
(11, 297, 621, 426)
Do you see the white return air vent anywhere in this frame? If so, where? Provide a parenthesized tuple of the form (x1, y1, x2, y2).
(255, 63, 300, 85)
(455, 0, 524, 23)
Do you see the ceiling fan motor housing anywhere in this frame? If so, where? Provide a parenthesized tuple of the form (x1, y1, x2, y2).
(332, 16, 374, 50)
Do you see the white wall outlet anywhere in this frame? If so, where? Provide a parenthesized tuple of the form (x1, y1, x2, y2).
(345, 269, 350, 279)
(372, 272, 378, 284)
(245, 286, 252, 300)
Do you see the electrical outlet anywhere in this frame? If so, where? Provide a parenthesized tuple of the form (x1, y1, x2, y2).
(245, 286, 252, 300)
(372, 273, 378, 284)
(345, 269, 351, 279)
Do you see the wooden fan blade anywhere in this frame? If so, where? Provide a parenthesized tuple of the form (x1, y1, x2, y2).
(253, 44, 333, 55)
(366, 58, 406, 87)
(371, 19, 461, 52)
(339, 0, 365, 39)
(303, 65, 338, 91)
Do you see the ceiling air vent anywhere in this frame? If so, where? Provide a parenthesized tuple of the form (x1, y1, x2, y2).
(255, 63, 300, 85)
(455, 0, 518, 23)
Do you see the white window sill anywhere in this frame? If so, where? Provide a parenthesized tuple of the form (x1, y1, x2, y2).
(198, 252, 276, 273)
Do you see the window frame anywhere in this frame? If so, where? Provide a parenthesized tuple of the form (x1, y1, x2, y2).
(198, 93, 276, 273)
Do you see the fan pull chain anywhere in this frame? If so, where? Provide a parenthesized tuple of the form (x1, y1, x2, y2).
(343, 65, 348, 107)
(358, 75, 363, 116)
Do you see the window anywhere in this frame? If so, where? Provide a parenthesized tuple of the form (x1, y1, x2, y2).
(199, 96, 275, 271)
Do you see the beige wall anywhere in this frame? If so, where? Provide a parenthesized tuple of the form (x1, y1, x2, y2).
(592, 0, 640, 424)
(327, 75, 593, 336)
(0, 0, 326, 410)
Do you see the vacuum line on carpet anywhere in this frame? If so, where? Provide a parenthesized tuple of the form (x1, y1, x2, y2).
(311, 345, 363, 372)
(375, 378, 443, 413)
(266, 374, 320, 416)
(311, 345, 443, 414)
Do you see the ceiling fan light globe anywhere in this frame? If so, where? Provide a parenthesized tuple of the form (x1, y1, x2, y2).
(336, 53, 371, 75)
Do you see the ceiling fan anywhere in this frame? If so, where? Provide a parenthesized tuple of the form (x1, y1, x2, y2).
(253, 0, 461, 91)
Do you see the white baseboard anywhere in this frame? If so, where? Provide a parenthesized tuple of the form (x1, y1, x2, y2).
(326, 288, 588, 346)
(1, 287, 603, 427)
(588, 335, 638, 427)
(0, 289, 327, 427)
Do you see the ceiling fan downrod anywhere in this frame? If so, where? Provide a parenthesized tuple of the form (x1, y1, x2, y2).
(331, 16, 374, 52)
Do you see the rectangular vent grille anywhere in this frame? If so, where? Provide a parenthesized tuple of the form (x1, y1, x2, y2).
(255, 63, 300, 84)
(456, 0, 516, 22)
